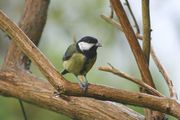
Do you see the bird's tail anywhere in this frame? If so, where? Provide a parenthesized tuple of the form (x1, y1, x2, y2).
(61, 69, 69, 75)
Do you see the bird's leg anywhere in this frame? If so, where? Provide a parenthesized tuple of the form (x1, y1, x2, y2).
(79, 75, 88, 89)
(76, 76, 85, 89)
(83, 75, 89, 88)
(76, 75, 88, 92)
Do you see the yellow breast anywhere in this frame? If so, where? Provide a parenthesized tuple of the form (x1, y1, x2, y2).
(63, 53, 85, 75)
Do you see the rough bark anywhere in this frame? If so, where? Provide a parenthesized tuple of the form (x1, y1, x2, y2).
(0, 69, 144, 120)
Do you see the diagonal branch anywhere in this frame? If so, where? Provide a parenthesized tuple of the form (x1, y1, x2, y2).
(125, 0, 140, 34)
(100, 14, 142, 40)
(0, 10, 66, 90)
(151, 47, 178, 99)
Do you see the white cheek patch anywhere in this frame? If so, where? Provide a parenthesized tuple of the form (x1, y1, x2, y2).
(78, 42, 94, 51)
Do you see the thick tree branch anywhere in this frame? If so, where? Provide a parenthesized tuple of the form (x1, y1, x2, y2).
(0, 69, 144, 120)
(3, 0, 50, 70)
(110, 0, 155, 88)
(0, 9, 180, 119)
(0, 10, 66, 90)
(2, 1, 50, 120)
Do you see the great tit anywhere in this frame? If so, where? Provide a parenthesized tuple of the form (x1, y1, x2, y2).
(61, 36, 102, 90)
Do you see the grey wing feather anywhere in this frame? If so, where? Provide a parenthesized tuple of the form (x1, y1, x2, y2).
(63, 44, 77, 61)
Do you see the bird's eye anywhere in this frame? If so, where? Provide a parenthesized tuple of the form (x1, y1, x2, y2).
(87, 40, 91, 43)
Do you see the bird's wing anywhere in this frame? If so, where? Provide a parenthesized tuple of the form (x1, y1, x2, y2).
(80, 56, 97, 75)
(63, 44, 77, 61)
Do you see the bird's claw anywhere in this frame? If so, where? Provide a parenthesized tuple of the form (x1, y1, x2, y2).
(53, 91, 62, 97)
(79, 82, 89, 93)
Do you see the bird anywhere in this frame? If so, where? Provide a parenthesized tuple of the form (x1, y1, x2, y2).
(61, 36, 102, 90)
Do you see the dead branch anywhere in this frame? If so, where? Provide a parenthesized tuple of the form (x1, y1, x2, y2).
(151, 47, 178, 99)
(125, 0, 140, 34)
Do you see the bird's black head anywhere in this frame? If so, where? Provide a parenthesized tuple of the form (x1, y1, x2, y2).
(76, 36, 102, 58)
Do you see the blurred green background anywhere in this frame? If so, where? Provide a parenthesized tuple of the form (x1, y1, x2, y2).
(0, 0, 179, 120)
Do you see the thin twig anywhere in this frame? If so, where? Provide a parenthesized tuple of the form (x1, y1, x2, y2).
(101, 14, 122, 31)
(98, 65, 163, 97)
(151, 47, 178, 99)
(100, 14, 143, 40)
(18, 99, 27, 120)
(125, 0, 140, 34)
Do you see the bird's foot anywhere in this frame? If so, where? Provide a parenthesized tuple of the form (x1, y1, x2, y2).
(54, 90, 61, 97)
(79, 82, 89, 94)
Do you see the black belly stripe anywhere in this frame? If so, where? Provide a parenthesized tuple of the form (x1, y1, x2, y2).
(80, 57, 89, 75)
